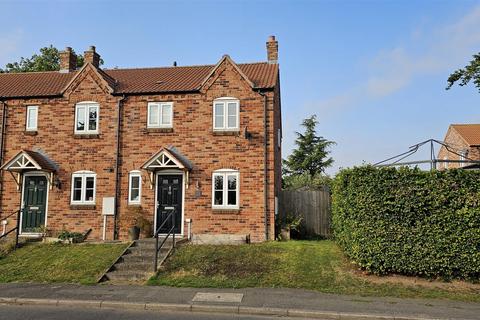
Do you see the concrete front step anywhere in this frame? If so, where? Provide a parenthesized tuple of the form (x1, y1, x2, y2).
(102, 237, 185, 283)
(113, 260, 156, 272)
(105, 270, 154, 281)
(120, 251, 169, 263)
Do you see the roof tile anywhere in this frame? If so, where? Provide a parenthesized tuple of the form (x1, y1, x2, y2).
(451, 124, 480, 146)
(0, 62, 278, 98)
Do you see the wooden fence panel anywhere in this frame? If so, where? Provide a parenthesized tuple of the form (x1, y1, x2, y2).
(278, 189, 331, 238)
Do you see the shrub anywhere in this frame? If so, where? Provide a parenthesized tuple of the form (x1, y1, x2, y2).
(332, 166, 480, 280)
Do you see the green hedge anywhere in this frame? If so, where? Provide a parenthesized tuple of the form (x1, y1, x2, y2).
(332, 166, 480, 280)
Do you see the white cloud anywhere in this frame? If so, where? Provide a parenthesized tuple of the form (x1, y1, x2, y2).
(0, 29, 23, 67)
(366, 5, 480, 97)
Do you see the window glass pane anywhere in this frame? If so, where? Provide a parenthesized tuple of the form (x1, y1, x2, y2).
(86, 177, 95, 189)
(214, 191, 223, 205)
(131, 176, 139, 189)
(227, 103, 237, 116)
(214, 175, 223, 191)
(227, 175, 237, 190)
(130, 188, 139, 202)
(227, 191, 237, 205)
(149, 104, 159, 125)
(27, 107, 37, 129)
(161, 104, 172, 125)
(76, 106, 85, 131)
(88, 106, 97, 131)
(214, 103, 224, 128)
(85, 176, 95, 201)
(73, 177, 82, 201)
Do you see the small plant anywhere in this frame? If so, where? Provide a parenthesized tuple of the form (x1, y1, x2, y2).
(276, 213, 303, 241)
(120, 206, 152, 239)
(58, 230, 84, 244)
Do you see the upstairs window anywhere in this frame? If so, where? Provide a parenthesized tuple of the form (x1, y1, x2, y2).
(128, 171, 142, 204)
(147, 102, 173, 128)
(26, 105, 38, 131)
(75, 102, 99, 134)
(213, 98, 239, 131)
(212, 169, 239, 209)
(71, 171, 96, 204)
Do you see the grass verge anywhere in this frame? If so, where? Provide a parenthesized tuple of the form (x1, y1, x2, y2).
(148, 240, 480, 302)
(0, 242, 129, 284)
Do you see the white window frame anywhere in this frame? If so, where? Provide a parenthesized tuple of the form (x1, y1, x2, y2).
(444, 156, 448, 169)
(212, 97, 240, 131)
(460, 150, 468, 167)
(26, 105, 38, 131)
(75, 101, 99, 134)
(212, 169, 239, 210)
(70, 171, 97, 205)
(147, 102, 173, 128)
(128, 171, 142, 204)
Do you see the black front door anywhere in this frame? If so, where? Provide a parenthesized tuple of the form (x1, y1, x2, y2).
(156, 175, 182, 234)
(22, 175, 48, 233)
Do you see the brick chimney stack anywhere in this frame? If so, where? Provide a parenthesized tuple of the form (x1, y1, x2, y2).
(84, 46, 100, 68)
(266, 35, 278, 64)
(59, 47, 77, 73)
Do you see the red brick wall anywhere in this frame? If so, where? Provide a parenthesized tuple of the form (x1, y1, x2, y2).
(438, 127, 480, 170)
(0, 60, 281, 243)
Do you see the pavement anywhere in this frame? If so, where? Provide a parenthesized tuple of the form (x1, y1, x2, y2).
(0, 283, 479, 319)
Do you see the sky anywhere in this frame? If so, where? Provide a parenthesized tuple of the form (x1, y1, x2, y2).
(0, 0, 479, 175)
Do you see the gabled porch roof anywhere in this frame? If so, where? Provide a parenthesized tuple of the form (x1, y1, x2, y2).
(1, 150, 57, 173)
(141, 146, 193, 171)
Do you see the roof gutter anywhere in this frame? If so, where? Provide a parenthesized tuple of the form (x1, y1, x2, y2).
(113, 95, 126, 240)
(256, 89, 269, 241)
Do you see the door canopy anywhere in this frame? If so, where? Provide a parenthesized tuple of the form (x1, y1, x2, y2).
(141, 147, 193, 189)
(141, 147, 193, 172)
(0, 150, 57, 190)
(1, 150, 57, 173)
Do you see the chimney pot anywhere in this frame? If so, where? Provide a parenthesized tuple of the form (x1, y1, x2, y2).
(59, 47, 77, 73)
(84, 46, 101, 68)
(266, 35, 278, 64)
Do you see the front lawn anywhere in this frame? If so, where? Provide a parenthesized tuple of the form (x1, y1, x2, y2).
(0, 242, 129, 284)
(149, 240, 480, 302)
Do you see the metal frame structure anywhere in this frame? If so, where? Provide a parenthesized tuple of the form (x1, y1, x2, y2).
(374, 139, 480, 169)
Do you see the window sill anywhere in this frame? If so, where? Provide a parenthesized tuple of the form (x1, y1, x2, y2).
(212, 207, 240, 214)
(212, 130, 240, 136)
(127, 203, 142, 207)
(24, 130, 38, 136)
(73, 134, 100, 139)
(144, 127, 174, 133)
(70, 204, 96, 210)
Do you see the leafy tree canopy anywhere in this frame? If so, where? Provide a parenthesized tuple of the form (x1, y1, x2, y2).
(283, 115, 335, 179)
(0, 45, 104, 73)
(446, 52, 480, 92)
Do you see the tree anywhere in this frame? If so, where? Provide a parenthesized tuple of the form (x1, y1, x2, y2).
(283, 115, 335, 179)
(0, 45, 99, 73)
(446, 52, 480, 92)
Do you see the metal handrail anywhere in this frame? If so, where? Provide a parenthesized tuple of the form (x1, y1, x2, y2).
(0, 209, 21, 250)
(153, 209, 176, 271)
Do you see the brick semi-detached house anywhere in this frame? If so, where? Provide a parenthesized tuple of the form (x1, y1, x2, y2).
(437, 124, 480, 169)
(0, 36, 282, 243)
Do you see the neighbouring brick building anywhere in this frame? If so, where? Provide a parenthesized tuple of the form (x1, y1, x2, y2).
(0, 36, 282, 243)
(437, 124, 480, 169)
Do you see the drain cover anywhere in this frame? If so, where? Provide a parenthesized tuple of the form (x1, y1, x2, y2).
(192, 292, 244, 303)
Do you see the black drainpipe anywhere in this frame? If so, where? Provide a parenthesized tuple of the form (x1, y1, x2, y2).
(113, 95, 126, 240)
(0, 100, 6, 218)
(256, 90, 269, 241)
